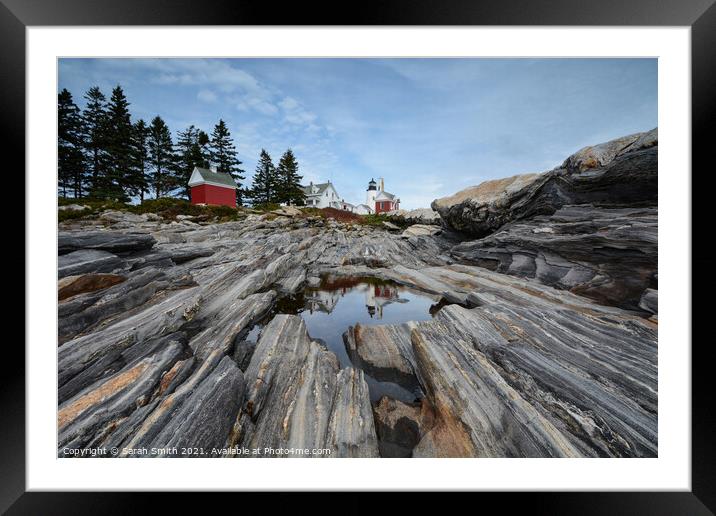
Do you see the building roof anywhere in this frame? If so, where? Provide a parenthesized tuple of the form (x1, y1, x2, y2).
(188, 167, 238, 188)
(375, 190, 397, 201)
(301, 182, 334, 197)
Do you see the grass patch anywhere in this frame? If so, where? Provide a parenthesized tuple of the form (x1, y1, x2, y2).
(359, 213, 409, 228)
(252, 202, 282, 213)
(58, 196, 245, 224)
(359, 213, 390, 226)
(138, 198, 245, 222)
(58, 197, 131, 222)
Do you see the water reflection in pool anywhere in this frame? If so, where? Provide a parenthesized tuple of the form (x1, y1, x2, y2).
(240, 276, 444, 402)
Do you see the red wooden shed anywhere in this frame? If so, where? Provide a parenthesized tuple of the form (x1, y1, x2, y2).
(188, 167, 237, 207)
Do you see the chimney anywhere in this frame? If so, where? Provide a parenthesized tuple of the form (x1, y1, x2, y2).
(379, 178, 384, 191)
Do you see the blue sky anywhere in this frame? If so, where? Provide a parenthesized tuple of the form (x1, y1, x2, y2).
(58, 58, 657, 209)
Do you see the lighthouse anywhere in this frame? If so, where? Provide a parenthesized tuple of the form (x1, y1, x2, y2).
(365, 178, 378, 207)
(366, 177, 400, 214)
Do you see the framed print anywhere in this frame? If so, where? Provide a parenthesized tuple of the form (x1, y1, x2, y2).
(5, 0, 715, 512)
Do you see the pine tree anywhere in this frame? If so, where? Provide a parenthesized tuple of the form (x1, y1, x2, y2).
(248, 149, 278, 206)
(147, 116, 176, 198)
(176, 125, 210, 199)
(197, 130, 211, 167)
(275, 149, 305, 205)
(129, 119, 151, 201)
(209, 119, 245, 204)
(82, 86, 109, 197)
(58, 88, 86, 198)
(102, 85, 133, 200)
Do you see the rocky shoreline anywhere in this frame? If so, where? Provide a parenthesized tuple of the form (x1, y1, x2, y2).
(57, 130, 658, 458)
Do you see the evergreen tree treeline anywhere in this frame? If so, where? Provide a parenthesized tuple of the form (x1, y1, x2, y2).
(58, 84, 281, 207)
(246, 148, 305, 207)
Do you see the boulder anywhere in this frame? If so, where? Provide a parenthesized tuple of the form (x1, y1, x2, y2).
(401, 224, 442, 238)
(432, 129, 658, 237)
(562, 132, 643, 173)
(58, 204, 90, 211)
(618, 128, 658, 156)
(140, 212, 163, 222)
(431, 173, 543, 236)
(382, 221, 401, 231)
(100, 210, 146, 224)
(387, 208, 440, 225)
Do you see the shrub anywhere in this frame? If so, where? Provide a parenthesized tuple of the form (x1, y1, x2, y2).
(361, 213, 410, 228)
(132, 197, 195, 214)
(57, 197, 133, 223)
(206, 204, 243, 222)
(252, 202, 281, 213)
(320, 207, 363, 224)
(58, 209, 93, 222)
(133, 198, 202, 220)
(300, 207, 324, 218)
(58, 196, 247, 224)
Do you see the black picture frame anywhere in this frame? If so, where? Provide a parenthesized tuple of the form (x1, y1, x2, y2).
(5, 0, 714, 512)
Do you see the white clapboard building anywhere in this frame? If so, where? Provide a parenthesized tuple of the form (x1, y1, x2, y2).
(300, 181, 342, 209)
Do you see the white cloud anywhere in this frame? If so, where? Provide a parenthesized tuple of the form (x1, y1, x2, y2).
(197, 89, 217, 103)
(233, 95, 278, 116)
(279, 96, 318, 127)
(279, 97, 299, 110)
(137, 59, 280, 117)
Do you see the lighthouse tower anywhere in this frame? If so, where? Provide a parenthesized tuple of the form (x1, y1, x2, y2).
(365, 178, 378, 207)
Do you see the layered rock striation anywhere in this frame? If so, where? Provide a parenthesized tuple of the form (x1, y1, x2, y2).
(56, 129, 659, 458)
(432, 129, 658, 311)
